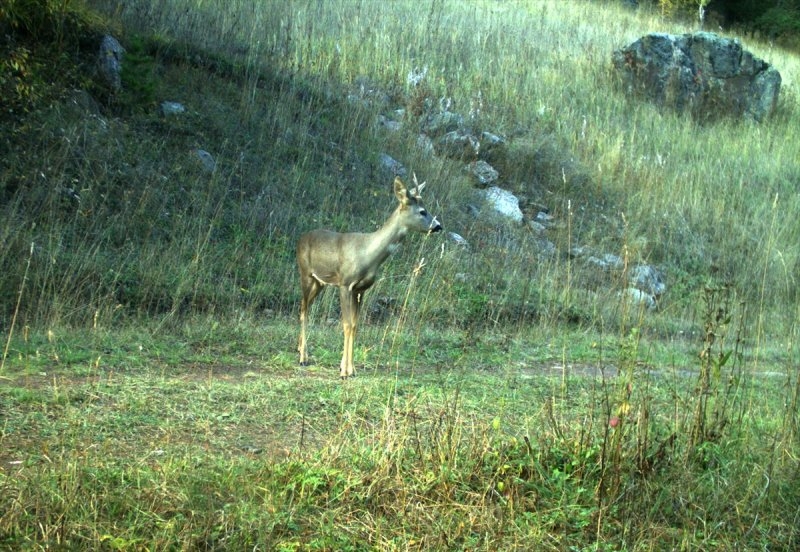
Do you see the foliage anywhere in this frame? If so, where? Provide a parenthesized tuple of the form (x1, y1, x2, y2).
(0, 0, 106, 176)
(0, 0, 100, 45)
(718, 0, 796, 28)
(755, 6, 800, 44)
(118, 36, 158, 109)
(652, 0, 800, 49)
(657, 0, 710, 20)
(687, 284, 745, 456)
(1, 0, 65, 38)
(0, 45, 37, 111)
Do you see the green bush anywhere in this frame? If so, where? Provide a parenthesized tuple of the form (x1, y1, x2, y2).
(755, 7, 800, 43)
(119, 36, 158, 109)
(1, 0, 98, 44)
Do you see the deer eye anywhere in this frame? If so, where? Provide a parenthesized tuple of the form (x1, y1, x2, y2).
(419, 209, 428, 217)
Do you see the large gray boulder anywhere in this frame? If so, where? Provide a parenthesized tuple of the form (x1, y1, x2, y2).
(612, 32, 781, 121)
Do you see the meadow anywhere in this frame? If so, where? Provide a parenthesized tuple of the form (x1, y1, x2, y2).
(1, 0, 799, 549)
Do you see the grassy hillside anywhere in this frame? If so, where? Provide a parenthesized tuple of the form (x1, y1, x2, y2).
(1, 0, 799, 550)
(2, 0, 799, 333)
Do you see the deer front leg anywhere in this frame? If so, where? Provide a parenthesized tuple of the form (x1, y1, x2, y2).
(339, 287, 361, 378)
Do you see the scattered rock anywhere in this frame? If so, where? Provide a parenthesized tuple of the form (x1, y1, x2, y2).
(573, 247, 667, 306)
(612, 32, 781, 121)
(377, 115, 402, 132)
(621, 287, 657, 311)
(416, 134, 435, 156)
(341, 74, 666, 313)
(586, 254, 624, 271)
(478, 131, 507, 166)
(468, 160, 499, 187)
(160, 101, 186, 116)
(535, 238, 557, 258)
(448, 232, 470, 248)
(421, 110, 463, 137)
(534, 211, 555, 227)
(631, 264, 665, 298)
(347, 77, 391, 108)
(481, 186, 523, 223)
(529, 220, 547, 233)
(434, 131, 480, 161)
(194, 149, 216, 173)
(379, 153, 406, 177)
(570, 246, 591, 258)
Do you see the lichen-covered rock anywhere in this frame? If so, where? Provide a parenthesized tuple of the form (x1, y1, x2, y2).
(612, 32, 781, 121)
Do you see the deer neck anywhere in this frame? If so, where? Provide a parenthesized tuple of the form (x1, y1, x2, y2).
(360, 208, 408, 266)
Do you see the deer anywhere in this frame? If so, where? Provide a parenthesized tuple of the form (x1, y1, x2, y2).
(296, 175, 442, 378)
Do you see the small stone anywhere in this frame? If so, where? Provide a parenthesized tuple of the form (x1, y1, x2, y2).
(160, 101, 186, 116)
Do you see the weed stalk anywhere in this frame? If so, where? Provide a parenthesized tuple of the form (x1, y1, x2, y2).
(2, 242, 34, 373)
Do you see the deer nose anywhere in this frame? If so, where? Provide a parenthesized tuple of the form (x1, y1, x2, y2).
(429, 216, 443, 233)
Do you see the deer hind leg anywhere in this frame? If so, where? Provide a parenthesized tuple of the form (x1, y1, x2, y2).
(339, 287, 362, 378)
(298, 275, 322, 366)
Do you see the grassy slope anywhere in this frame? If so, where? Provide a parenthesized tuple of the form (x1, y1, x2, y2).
(1, 0, 799, 550)
(1, 0, 799, 332)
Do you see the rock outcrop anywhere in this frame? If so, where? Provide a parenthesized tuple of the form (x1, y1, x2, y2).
(98, 35, 125, 91)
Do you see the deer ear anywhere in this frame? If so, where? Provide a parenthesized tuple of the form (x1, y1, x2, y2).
(394, 177, 410, 204)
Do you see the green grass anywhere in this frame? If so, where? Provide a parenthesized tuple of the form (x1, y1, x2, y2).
(1, 316, 798, 550)
(1, 0, 800, 549)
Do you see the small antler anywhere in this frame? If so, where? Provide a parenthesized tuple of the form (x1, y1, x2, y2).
(411, 172, 426, 199)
